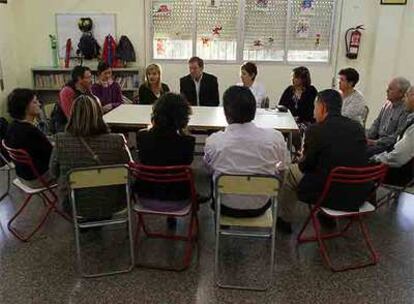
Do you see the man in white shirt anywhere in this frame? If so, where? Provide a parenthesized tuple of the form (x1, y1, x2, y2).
(204, 86, 289, 218)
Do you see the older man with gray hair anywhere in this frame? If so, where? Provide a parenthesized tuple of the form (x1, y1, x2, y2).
(367, 77, 411, 157)
(372, 85, 414, 186)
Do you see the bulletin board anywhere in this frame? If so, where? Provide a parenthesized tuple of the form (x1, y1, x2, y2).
(55, 13, 117, 58)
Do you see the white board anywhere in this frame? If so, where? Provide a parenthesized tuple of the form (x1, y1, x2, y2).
(56, 13, 116, 58)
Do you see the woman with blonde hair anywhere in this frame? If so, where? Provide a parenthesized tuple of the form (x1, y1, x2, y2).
(50, 94, 131, 218)
(138, 63, 170, 104)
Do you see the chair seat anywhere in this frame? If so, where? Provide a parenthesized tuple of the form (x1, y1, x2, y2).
(321, 201, 375, 217)
(133, 199, 192, 216)
(0, 162, 14, 170)
(13, 178, 57, 194)
(220, 208, 273, 228)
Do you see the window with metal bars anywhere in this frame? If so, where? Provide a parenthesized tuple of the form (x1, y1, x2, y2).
(149, 0, 337, 63)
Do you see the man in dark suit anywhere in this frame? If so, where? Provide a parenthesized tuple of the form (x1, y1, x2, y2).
(180, 57, 219, 106)
(277, 89, 369, 233)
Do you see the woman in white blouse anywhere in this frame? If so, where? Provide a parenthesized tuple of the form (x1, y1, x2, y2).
(238, 62, 266, 108)
(338, 67, 367, 125)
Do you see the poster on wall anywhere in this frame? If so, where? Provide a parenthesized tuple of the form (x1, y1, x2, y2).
(56, 13, 116, 58)
(300, 0, 315, 15)
(153, 1, 173, 16)
(255, 0, 269, 11)
(296, 18, 311, 38)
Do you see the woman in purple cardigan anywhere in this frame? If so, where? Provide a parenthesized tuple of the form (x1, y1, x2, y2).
(91, 61, 123, 113)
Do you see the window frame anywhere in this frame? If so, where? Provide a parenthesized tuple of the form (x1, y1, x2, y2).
(146, 0, 339, 65)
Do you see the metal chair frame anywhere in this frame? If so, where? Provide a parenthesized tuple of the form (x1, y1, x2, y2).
(68, 165, 135, 278)
(214, 174, 281, 291)
(129, 162, 199, 271)
(297, 164, 388, 272)
(2, 140, 70, 242)
(0, 151, 14, 202)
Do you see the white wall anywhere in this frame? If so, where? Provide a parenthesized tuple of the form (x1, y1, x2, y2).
(1, 0, 413, 124)
(0, 2, 19, 117)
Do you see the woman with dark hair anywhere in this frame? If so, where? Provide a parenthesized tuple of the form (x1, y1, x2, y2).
(135, 93, 195, 209)
(50, 95, 131, 216)
(238, 62, 266, 108)
(138, 63, 170, 105)
(338, 67, 367, 125)
(5, 89, 53, 188)
(91, 61, 123, 113)
(279, 66, 318, 124)
(53, 65, 93, 133)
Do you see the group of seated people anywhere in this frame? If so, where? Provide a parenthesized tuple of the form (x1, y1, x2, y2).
(2, 56, 414, 234)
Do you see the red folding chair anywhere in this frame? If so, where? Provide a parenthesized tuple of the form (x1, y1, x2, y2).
(297, 164, 388, 272)
(376, 159, 414, 208)
(0, 150, 14, 202)
(128, 162, 199, 271)
(2, 140, 71, 242)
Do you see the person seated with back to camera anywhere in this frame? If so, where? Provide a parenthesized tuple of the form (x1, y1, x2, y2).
(91, 61, 123, 113)
(134, 93, 198, 227)
(5, 89, 54, 188)
(371, 86, 414, 187)
(277, 89, 369, 233)
(204, 86, 289, 218)
(138, 63, 170, 105)
(50, 95, 131, 218)
(237, 61, 267, 108)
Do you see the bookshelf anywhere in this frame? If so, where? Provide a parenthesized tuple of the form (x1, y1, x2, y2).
(32, 67, 140, 104)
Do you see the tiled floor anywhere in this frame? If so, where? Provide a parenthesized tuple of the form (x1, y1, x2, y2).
(1, 158, 414, 304)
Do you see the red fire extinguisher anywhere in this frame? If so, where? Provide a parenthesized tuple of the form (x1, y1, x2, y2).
(345, 25, 364, 59)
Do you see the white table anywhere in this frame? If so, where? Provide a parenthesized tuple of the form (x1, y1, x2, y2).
(104, 104, 298, 133)
(104, 104, 299, 151)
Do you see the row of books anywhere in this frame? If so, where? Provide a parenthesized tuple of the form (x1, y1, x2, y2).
(34, 74, 140, 90)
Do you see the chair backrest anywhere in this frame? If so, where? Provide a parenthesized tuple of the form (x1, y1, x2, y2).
(68, 165, 130, 219)
(216, 175, 281, 196)
(68, 165, 129, 189)
(0, 151, 13, 169)
(128, 162, 197, 200)
(362, 105, 369, 129)
(2, 139, 48, 185)
(316, 164, 388, 209)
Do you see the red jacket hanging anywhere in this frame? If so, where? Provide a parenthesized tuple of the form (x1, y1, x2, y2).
(102, 35, 119, 67)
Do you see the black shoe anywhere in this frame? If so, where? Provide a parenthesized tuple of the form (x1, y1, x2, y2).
(167, 217, 177, 230)
(197, 194, 211, 204)
(317, 212, 337, 229)
(276, 217, 292, 234)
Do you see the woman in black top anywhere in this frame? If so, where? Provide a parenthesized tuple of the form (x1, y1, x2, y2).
(138, 64, 170, 105)
(4, 89, 53, 188)
(135, 93, 195, 210)
(279, 66, 318, 124)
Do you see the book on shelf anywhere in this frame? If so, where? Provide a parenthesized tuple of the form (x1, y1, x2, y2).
(34, 72, 139, 90)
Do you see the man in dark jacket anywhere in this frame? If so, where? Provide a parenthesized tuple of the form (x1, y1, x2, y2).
(180, 57, 219, 106)
(277, 89, 369, 233)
